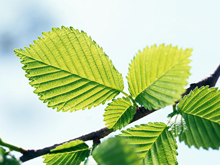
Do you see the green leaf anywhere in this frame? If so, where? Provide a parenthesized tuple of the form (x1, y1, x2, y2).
(43, 140, 90, 165)
(177, 86, 220, 149)
(14, 26, 124, 112)
(0, 147, 20, 165)
(92, 137, 141, 165)
(127, 44, 191, 110)
(118, 122, 178, 165)
(103, 97, 136, 130)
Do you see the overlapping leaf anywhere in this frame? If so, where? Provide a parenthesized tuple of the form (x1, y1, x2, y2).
(127, 44, 191, 110)
(176, 86, 220, 149)
(92, 137, 141, 165)
(14, 26, 124, 112)
(118, 122, 177, 165)
(43, 140, 90, 165)
(103, 97, 136, 130)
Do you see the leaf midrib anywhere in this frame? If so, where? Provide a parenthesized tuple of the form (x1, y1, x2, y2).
(181, 111, 219, 125)
(136, 55, 189, 98)
(128, 125, 167, 159)
(146, 125, 167, 153)
(15, 50, 122, 92)
(51, 147, 89, 155)
(111, 105, 132, 129)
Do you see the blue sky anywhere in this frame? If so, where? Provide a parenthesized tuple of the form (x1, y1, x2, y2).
(0, 0, 219, 164)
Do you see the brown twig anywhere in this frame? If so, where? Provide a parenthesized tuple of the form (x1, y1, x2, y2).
(20, 64, 220, 162)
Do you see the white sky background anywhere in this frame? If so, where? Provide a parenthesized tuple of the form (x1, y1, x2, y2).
(0, 0, 220, 164)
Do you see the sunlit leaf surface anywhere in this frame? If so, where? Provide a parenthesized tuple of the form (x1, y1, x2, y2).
(177, 86, 220, 149)
(119, 122, 178, 165)
(103, 97, 136, 130)
(127, 44, 191, 110)
(43, 140, 90, 165)
(15, 26, 124, 112)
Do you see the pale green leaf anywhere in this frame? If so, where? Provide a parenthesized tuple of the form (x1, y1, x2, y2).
(14, 26, 124, 112)
(103, 97, 136, 130)
(167, 112, 188, 137)
(127, 44, 191, 110)
(92, 137, 141, 165)
(177, 86, 220, 149)
(119, 122, 177, 165)
(43, 140, 90, 165)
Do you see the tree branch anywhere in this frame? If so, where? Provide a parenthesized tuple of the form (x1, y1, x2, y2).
(19, 64, 220, 162)
(0, 138, 27, 153)
(181, 64, 220, 98)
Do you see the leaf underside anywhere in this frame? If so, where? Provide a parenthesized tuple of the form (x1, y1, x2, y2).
(103, 97, 136, 130)
(14, 26, 124, 112)
(177, 86, 220, 149)
(43, 140, 90, 165)
(127, 44, 191, 110)
(119, 122, 178, 165)
(92, 137, 141, 165)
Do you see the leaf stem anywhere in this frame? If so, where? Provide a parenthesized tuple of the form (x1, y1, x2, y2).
(0, 138, 27, 153)
(121, 91, 129, 97)
(173, 104, 177, 112)
(121, 91, 138, 107)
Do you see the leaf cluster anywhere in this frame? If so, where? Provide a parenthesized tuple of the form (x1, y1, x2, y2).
(0, 26, 219, 164)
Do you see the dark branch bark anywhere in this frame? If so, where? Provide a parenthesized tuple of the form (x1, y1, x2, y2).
(20, 64, 220, 162)
(20, 127, 112, 162)
(181, 64, 220, 98)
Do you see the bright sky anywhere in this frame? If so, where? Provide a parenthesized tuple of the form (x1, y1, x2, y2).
(0, 0, 219, 164)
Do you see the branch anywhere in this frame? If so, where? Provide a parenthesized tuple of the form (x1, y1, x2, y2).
(0, 138, 27, 153)
(20, 64, 220, 162)
(181, 64, 220, 98)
